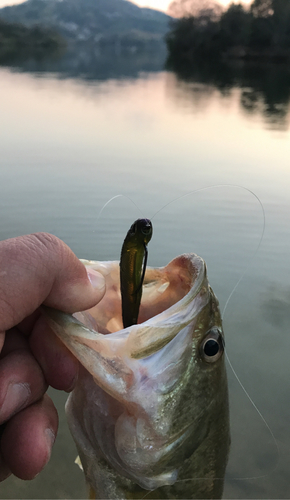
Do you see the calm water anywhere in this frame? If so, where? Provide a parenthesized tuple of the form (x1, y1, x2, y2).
(0, 51, 290, 499)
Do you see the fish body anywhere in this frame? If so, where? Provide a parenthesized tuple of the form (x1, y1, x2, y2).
(120, 218, 152, 328)
(44, 253, 230, 499)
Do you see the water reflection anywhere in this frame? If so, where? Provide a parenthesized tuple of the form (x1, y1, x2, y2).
(166, 58, 290, 130)
(262, 286, 290, 327)
(1, 42, 290, 128)
(0, 43, 167, 81)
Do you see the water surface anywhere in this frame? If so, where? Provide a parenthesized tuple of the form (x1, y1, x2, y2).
(0, 52, 290, 499)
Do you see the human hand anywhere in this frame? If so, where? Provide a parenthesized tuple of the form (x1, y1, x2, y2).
(0, 233, 105, 481)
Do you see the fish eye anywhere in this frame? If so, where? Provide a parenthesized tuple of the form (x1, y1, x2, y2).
(139, 219, 152, 235)
(141, 225, 151, 235)
(200, 327, 224, 363)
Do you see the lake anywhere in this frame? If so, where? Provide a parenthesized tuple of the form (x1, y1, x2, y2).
(0, 49, 290, 499)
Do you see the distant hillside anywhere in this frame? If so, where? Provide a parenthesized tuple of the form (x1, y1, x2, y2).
(0, 0, 171, 46)
(0, 17, 65, 61)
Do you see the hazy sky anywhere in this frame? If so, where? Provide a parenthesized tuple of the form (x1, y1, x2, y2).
(0, 0, 252, 10)
(133, 0, 251, 10)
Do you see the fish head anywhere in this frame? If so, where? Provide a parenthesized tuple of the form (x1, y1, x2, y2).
(44, 253, 229, 497)
(124, 218, 153, 249)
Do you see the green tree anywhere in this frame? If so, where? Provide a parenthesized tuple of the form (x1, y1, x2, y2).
(166, 0, 290, 62)
(219, 3, 251, 47)
(166, 15, 220, 60)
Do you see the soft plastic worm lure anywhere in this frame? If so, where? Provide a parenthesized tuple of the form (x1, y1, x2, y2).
(120, 218, 153, 328)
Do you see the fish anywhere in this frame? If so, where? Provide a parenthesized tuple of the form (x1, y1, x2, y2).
(43, 253, 230, 499)
(120, 218, 153, 328)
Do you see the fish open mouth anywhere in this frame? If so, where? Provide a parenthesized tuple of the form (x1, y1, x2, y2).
(83, 254, 209, 359)
(79, 252, 207, 327)
(43, 254, 211, 391)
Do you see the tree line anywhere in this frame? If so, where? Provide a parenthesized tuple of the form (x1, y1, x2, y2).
(166, 0, 290, 62)
(0, 18, 65, 61)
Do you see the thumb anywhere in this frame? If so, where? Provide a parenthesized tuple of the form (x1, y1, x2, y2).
(0, 233, 106, 331)
(44, 265, 106, 313)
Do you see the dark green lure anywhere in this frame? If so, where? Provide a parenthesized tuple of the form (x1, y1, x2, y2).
(120, 218, 153, 328)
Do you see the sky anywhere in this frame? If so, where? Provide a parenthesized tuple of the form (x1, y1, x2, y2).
(0, 0, 252, 10)
(133, 0, 251, 10)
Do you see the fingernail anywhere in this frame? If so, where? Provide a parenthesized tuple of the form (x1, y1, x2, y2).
(0, 382, 31, 423)
(86, 269, 105, 291)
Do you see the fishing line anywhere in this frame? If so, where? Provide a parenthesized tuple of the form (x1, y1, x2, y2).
(97, 194, 126, 219)
(224, 352, 280, 482)
(149, 183, 267, 315)
(220, 187, 266, 318)
(98, 185, 279, 484)
(150, 184, 280, 482)
(96, 194, 144, 226)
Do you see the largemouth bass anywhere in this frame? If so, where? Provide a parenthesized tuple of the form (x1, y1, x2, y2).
(44, 253, 230, 499)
